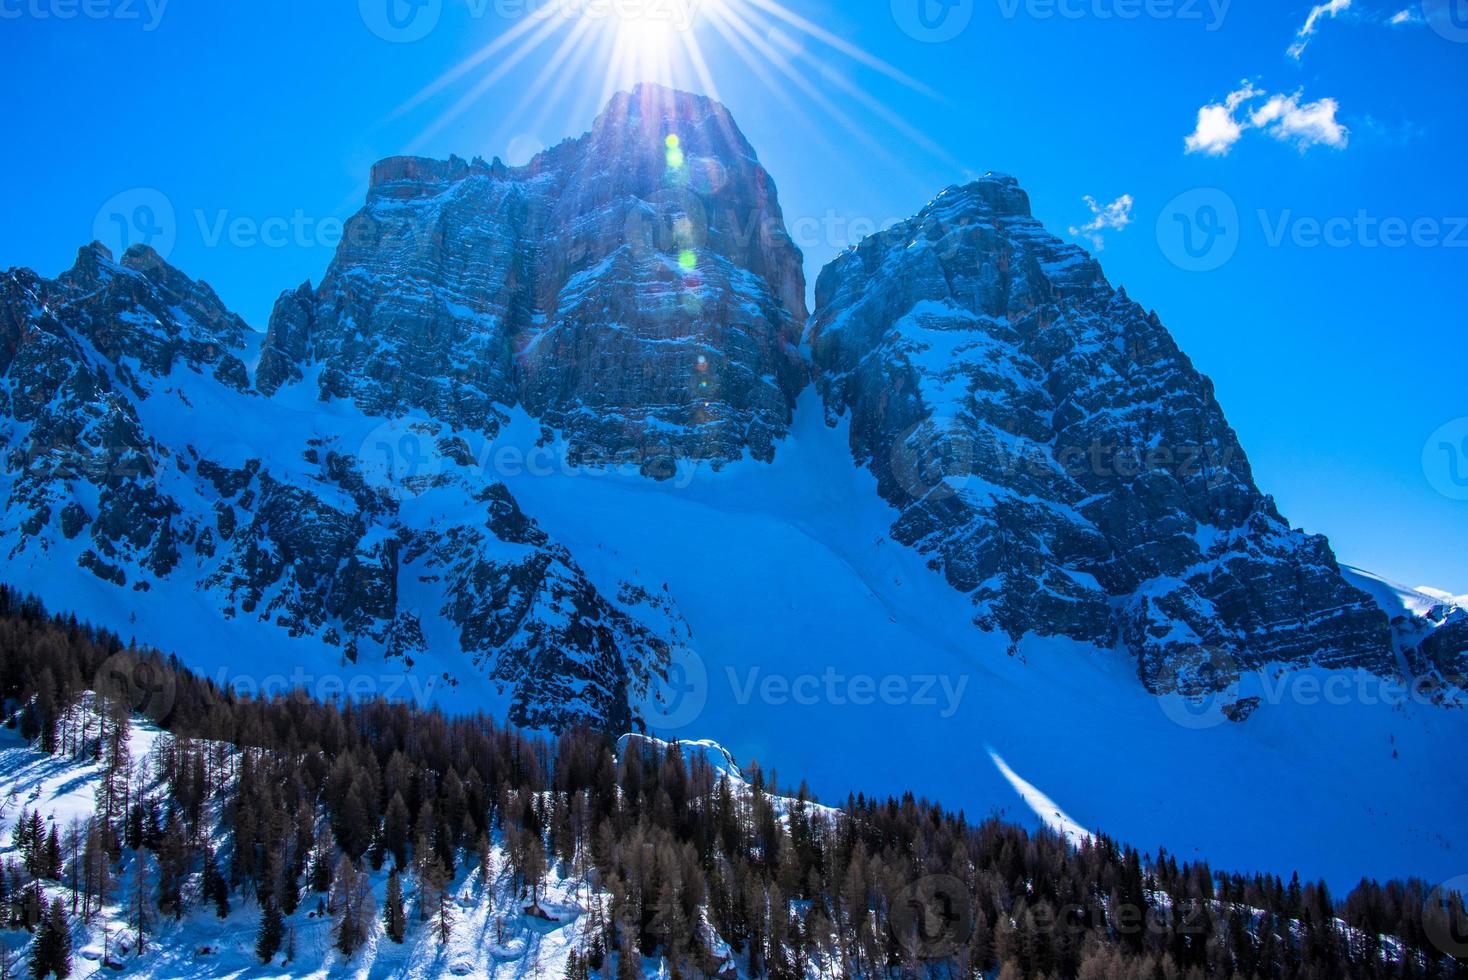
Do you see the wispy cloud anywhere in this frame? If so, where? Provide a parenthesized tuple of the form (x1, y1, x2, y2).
(1388, 7, 1423, 25)
(1250, 92, 1350, 150)
(1069, 194, 1135, 252)
(1185, 84, 1260, 156)
(1185, 82, 1348, 156)
(1288, 0, 1352, 59)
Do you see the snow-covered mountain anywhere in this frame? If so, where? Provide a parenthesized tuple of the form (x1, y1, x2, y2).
(0, 242, 679, 733)
(258, 84, 808, 473)
(3, 84, 1464, 889)
(1345, 566, 1468, 677)
(809, 174, 1396, 689)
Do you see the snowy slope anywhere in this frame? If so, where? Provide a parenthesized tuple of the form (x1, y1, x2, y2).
(1344, 566, 1461, 621)
(0, 718, 812, 979)
(3, 85, 1462, 907)
(499, 393, 1468, 892)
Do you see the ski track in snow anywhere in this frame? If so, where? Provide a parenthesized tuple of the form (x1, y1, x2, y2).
(496, 391, 1468, 891)
(987, 747, 1093, 849)
(6, 368, 1466, 892)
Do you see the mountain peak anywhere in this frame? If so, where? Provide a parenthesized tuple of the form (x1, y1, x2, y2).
(810, 170, 1392, 681)
(934, 172, 1034, 219)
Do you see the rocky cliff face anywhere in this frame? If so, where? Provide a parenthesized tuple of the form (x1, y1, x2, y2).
(0, 245, 678, 732)
(0, 88, 1413, 731)
(259, 84, 808, 477)
(808, 174, 1393, 688)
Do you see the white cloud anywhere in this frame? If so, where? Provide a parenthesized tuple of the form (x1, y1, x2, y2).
(1184, 84, 1260, 156)
(1389, 7, 1422, 25)
(1185, 82, 1348, 156)
(1287, 0, 1352, 59)
(1250, 92, 1350, 150)
(1069, 194, 1135, 252)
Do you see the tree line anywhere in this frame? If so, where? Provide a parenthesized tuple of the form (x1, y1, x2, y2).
(0, 583, 1464, 979)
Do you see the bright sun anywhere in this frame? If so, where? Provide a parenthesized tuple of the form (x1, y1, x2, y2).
(608, 7, 679, 79)
(394, 0, 944, 171)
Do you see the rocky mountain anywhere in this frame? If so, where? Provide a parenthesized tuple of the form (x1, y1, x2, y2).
(1345, 567, 1468, 679)
(0, 242, 680, 732)
(258, 83, 808, 477)
(0, 84, 1439, 739)
(808, 175, 1396, 691)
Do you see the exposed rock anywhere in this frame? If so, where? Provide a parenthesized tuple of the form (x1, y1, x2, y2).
(808, 174, 1393, 684)
(0, 89, 1409, 732)
(259, 83, 808, 475)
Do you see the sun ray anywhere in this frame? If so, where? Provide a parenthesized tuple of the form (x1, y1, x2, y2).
(737, 0, 943, 100)
(490, 14, 602, 156)
(708, 2, 910, 171)
(384, 0, 961, 191)
(526, 20, 606, 139)
(406, 11, 569, 153)
(700, 6, 849, 169)
(680, 26, 721, 103)
(390, 5, 563, 123)
(787, 44, 961, 168)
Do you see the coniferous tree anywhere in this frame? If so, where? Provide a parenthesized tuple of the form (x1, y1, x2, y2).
(155, 815, 189, 919)
(255, 902, 284, 964)
(29, 898, 71, 980)
(384, 868, 406, 944)
(0, 586, 1463, 980)
(330, 859, 373, 958)
(383, 793, 410, 871)
(41, 827, 61, 882)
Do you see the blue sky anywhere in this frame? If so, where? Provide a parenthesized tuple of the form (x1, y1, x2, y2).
(1, 0, 1464, 591)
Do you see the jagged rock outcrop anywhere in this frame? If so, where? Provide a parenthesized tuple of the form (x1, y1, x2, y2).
(808, 174, 1393, 685)
(258, 83, 808, 476)
(1420, 610, 1468, 678)
(0, 244, 676, 732)
(0, 89, 1413, 730)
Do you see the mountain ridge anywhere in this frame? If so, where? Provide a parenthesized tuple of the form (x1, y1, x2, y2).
(2, 83, 1460, 739)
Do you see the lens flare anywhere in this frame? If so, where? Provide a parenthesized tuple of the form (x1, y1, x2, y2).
(393, 0, 955, 181)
